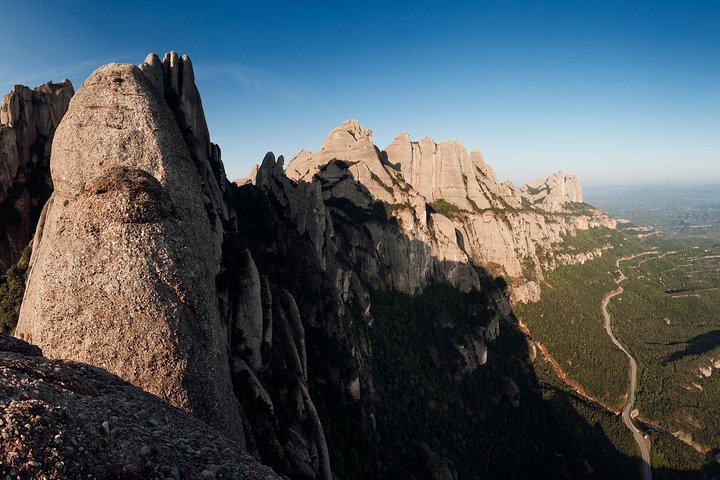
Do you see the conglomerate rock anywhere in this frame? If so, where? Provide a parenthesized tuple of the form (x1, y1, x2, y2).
(0, 335, 280, 480)
(14, 63, 244, 442)
(0, 80, 74, 271)
(282, 119, 615, 303)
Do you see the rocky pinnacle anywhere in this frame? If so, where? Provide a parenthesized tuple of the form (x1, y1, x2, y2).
(14, 63, 245, 443)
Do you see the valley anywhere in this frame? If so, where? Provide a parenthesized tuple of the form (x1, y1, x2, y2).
(517, 223, 720, 478)
(602, 253, 656, 480)
(586, 186, 720, 241)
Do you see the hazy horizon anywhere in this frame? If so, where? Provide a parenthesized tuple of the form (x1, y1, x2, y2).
(1, 0, 718, 186)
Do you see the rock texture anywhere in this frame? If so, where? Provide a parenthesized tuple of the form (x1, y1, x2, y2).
(522, 171, 583, 212)
(383, 132, 522, 211)
(139, 52, 231, 271)
(14, 63, 243, 441)
(285, 120, 616, 303)
(0, 80, 74, 272)
(0, 335, 280, 480)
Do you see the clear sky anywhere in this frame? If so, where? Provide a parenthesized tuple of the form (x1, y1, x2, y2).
(1, 0, 718, 186)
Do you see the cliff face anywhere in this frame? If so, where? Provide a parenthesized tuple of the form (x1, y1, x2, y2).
(522, 171, 583, 212)
(286, 120, 615, 303)
(237, 154, 514, 478)
(0, 80, 74, 272)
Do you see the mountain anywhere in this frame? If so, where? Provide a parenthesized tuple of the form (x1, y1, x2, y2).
(0, 52, 656, 480)
(284, 119, 615, 303)
(14, 61, 244, 442)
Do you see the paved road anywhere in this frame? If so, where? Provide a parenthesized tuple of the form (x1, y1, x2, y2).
(601, 253, 655, 480)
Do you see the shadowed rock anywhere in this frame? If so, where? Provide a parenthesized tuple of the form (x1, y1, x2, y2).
(14, 63, 244, 442)
(0, 80, 74, 271)
(0, 334, 280, 479)
(282, 120, 615, 303)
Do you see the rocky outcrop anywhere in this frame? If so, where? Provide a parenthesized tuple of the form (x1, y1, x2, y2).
(284, 120, 615, 303)
(233, 145, 518, 472)
(140, 52, 231, 271)
(383, 132, 522, 211)
(14, 63, 243, 441)
(287, 120, 421, 207)
(0, 80, 74, 272)
(0, 335, 280, 480)
(522, 171, 583, 212)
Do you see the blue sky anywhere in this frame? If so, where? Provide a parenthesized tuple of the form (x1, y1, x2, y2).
(1, 0, 718, 185)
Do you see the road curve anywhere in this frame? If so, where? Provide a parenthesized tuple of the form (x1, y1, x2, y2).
(601, 253, 655, 480)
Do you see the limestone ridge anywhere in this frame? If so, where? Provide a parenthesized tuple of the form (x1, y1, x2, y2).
(284, 120, 616, 302)
(0, 80, 74, 271)
(14, 63, 244, 441)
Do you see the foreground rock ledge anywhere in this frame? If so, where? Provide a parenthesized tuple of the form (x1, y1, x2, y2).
(0, 335, 280, 480)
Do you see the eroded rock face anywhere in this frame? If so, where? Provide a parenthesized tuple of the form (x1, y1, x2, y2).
(0, 335, 280, 480)
(384, 132, 522, 211)
(283, 120, 616, 303)
(140, 52, 231, 271)
(287, 120, 412, 205)
(522, 171, 583, 212)
(0, 80, 74, 271)
(14, 63, 244, 442)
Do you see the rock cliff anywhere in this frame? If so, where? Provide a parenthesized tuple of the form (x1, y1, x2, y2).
(285, 120, 615, 303)
(14, 63, 244, 442)
(522, 171, 583, 212)
(0, 80, 74, 272)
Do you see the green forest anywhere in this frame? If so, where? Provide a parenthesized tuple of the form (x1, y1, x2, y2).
(516, 226, 719, 476)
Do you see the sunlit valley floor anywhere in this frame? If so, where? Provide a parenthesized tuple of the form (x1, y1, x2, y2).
(516, 223, 720, 479)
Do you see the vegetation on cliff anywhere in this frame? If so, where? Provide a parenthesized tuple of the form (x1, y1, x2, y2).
(0, 243, 31, 333)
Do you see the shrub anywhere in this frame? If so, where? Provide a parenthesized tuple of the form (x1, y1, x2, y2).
(430, 198, 461, 216)
(0, 243, 32, 333)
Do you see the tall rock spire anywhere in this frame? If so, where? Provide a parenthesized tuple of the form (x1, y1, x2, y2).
(14, 62, 244, 443)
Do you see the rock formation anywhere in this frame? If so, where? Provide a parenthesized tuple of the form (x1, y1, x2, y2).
(383, 131, 523, 211)
(4, 52, 632, 480)
(522, 171, 583, 212)
(14, 63, 243, 441)
(0, 335, 280, 480)
(139, 52, 231, 270)
(285, 120, 615, 303)
(0, 80, 74, 271)
(287, 120, 412, 206)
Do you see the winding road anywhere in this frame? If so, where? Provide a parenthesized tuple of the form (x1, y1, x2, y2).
(601, 253, 655, 480)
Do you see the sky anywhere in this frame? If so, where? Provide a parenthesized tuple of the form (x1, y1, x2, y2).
(0, 0, 718, 186)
